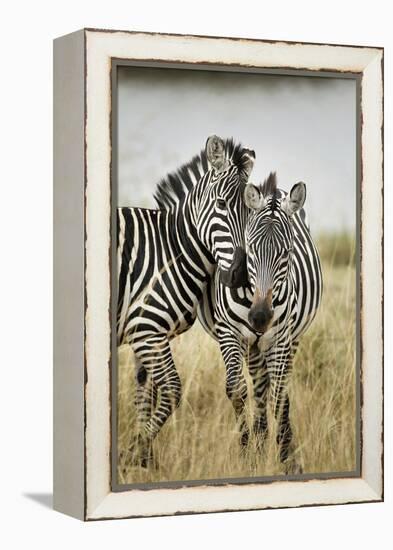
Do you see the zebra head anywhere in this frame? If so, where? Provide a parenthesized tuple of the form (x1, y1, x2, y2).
(154, 136, 255, 288)
(199, 135, 256, 288)
(243, 173, 306, 335)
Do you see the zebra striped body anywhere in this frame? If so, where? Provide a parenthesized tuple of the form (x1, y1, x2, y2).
(117, 206, 211, 347)
(198, 175, 322, 471)
(117, 137, 255, 464)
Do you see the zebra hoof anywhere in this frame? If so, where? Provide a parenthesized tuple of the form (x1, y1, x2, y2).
(283, 459, 303, 475)
(122, 435, 155, 469)
(137, 438, 154, 469)
(253, 429, 268, 453)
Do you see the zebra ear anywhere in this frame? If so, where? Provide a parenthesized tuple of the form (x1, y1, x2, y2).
(281, 182, 306, 216)
(244, 184, 266, 211)
(206, 135, 227, 172)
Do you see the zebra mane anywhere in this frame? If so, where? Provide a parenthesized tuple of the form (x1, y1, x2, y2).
(154, 138, 246, 210)
(260, 172, 279, 212)
(259, 172, 308, 224)
(260, 171, 277, 197)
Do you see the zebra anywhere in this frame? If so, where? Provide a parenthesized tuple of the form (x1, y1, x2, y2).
(198, 172, 322, 473)
(117, 136, 256, 465)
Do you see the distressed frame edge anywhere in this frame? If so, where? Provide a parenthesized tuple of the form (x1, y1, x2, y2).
(86, 479, 381, 521)
(358, 47, 384, 501)
(53, 29, 86, 521)
(80, 29, 383, 520)
(83, 26, 384, 52)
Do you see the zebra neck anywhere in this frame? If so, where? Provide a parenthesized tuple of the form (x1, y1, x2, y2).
(168, 200, 215, 278)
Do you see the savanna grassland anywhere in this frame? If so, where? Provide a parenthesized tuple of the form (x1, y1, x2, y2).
(117, 233, 357, 484)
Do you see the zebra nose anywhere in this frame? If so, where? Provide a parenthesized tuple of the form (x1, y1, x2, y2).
(248, 303, 274, 334)
(248, 308, 267, 329)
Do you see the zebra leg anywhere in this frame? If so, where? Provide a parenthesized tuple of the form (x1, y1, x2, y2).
(266, 345, 301, 474)
(279, 342, 302, 474)
(275, 392, 294, 469)
(135, 363, 158, 426)
(133, 361, 158, 467)
(133, 336, 182, 454)
(218, 327, 249, 446)
(247, 345, 270, 450)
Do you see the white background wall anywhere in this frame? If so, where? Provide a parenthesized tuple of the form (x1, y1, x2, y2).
(1, 1, 391, 548)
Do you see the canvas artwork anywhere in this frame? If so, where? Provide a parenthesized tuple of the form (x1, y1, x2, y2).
(114, 66, 358, 488)
(53, 29, 383, 520)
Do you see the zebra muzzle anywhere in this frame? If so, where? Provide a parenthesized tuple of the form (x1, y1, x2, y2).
(219, 246, 248, 288)
(248, 289, 274, 334)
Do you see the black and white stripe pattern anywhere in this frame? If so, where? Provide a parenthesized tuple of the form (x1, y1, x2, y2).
(117, 137, 255, 465)
(198, 173, 322, 472)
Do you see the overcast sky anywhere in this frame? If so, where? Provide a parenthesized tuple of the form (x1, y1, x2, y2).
(117, 67, 357, 234)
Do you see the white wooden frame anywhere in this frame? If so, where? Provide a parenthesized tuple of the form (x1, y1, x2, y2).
(53, 28, 383, 521)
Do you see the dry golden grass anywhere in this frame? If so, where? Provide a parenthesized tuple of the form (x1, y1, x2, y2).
(117, 234, 356, 484)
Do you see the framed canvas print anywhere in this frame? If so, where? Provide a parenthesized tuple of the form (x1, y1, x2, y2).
(53, 28, 383, 520)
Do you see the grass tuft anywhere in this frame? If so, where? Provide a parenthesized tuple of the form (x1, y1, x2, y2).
(317, 231, 356, 267)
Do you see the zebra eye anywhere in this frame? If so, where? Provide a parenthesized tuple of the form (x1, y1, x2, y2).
(216, 198, 227, 210)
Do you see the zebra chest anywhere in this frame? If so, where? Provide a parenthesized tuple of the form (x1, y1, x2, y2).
(215, 286, 258, 344)
(216, 285, 296, 347)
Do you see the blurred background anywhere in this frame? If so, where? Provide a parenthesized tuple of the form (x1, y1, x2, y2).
(117, 66, 357, 235)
